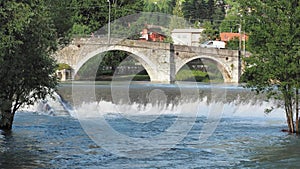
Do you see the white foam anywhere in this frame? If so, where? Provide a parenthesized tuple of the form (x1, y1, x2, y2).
(19, 92, 71, 116)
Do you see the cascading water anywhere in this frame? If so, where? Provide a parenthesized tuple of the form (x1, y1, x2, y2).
(19, 91, 73, 116)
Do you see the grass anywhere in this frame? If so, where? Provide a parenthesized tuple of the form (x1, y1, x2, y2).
(95, 74, 150, 81)
(175, 70, 209, 82)
(78, 69, 223, 82)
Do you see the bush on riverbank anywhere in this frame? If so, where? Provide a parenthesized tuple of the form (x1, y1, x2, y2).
(175, 70, 209, 82)
(78, 69, 222, 82)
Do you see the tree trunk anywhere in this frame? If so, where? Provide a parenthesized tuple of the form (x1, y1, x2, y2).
(283, 90, 295, 133)
(288, 104, 295, 133)
(296, 89, 299, 133)
(0, 100, 14, 131)
(286, 110, 294, 133)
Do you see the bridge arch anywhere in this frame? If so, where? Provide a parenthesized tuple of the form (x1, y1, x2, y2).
(176, 55, 232, 83)
(73, 45, 158, 81)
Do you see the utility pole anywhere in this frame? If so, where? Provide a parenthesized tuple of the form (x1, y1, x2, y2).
(243, 20, 246, 57)
(238, 23, 242, 55)
(107, 0, 111, 44)
(238, 23, 242, 82)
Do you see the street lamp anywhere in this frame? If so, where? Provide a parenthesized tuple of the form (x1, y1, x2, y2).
(107, 0, 111, 44)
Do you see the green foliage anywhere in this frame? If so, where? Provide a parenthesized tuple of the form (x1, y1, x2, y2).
(68, 0, 228, 40)
(76, 54, 102, 80)
(0, 0, 72, 130)
(45, 0, 74, 47)
(223, 0, 242, 26)
(71, 0, 144, 35)
(170, 0, 187, 30)
(71, 23, 91, 35)
(70, 0, 108, 34)
(181, 0, 226, 41)
(175, 58, 223, 82)
(163, 36, 174, 43)
(76, 51, 151, 81)
(176, 69, 209, 81)
(100, 51, 129, 71)
(182, 0, 208, 22)
(182, 0, 225, 22)
(143, 0, 175, 14)
(226, 37, 240, 50)
(77, 51, 130, 80)
(219, 15, 241, 33)
(240, 0, 300, 133)
(212, 0, 226, 21)
(202, 21, 219, 40)
(58, 63, 72, 70)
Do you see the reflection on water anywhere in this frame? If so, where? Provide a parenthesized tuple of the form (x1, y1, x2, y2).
(1, 81, 298, 168)
(68, 82, 252, 102)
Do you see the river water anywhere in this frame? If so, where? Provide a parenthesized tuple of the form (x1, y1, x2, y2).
(1, 82, 300, 168)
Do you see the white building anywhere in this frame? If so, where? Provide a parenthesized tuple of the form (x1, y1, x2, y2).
(171, 28, 204, 46)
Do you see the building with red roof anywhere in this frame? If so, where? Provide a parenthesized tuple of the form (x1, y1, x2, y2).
(220, 32, 248, 42)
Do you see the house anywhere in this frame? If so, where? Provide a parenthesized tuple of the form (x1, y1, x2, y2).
(139, 28, 166, 42)
(220, 32, 248, 42)
(171, 28, 204, 46)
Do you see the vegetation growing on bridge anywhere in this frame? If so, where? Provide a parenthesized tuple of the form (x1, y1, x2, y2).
(58, 63, 72, 70)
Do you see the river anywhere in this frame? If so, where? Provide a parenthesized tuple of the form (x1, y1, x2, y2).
(1, 81, 300, 168)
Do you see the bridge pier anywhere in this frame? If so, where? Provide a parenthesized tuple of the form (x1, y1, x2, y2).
(56, 69, 73, 81)
(150, 71, 175, 83)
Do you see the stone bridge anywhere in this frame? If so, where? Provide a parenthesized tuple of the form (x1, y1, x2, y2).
(54, 37, 242, 83)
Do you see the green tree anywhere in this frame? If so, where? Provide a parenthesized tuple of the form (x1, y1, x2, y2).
(71, 0, 144, 35)
(143, 0, 175, 14)
(207, 0, 215, 20)
(212, 0, 225, 21)
(0, 0, 72, 130)
(240, 0, 300, 133)
(201, 21, 219, 41)
(100, 51, 128, 72)
(182, 0, 225, 40)
(76, 51, 135, 80)
(183, 0, 208, 23)
(219, 0, 241, 33)
(226, 37, 240, 50)
(71, 0, 108, 35)
(170, 0, 187, 30)
(219, 15, 240, 33)
(46, 0, 74, 46)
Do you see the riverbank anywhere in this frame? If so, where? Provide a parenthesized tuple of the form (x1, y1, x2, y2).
(75, 69, 223, 83)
